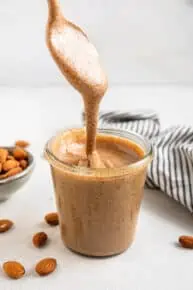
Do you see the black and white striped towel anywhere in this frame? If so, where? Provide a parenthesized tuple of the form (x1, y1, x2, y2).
(83, 110, 193, 213)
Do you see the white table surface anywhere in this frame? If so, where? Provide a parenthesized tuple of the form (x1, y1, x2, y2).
(0, 85, 193, 290)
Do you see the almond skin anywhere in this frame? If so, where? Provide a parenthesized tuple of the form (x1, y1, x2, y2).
(2, 160, 19, 172)
(0, 167, 22, 180)
(0, 219, 13, 233)
(7, 155, 15, 160)
(45, 212, 59, 226)
(20, 159, 28, 169)
(179, 235, 193, 249)
(0, 148, 8, 163)
(13, 147, 28, 160)
(33, 232, 48, 248)
(6, 167, 23, 178)
(0, 173, 7, 180)
(15, 140, 30, 148)
(35, 258, 57, 276)
(3, 261, 25, 279)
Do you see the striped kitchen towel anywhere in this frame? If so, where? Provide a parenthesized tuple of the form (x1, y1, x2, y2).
(83, 110, 193, 213)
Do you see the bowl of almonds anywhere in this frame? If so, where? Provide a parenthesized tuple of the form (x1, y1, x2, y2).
(0, 141, 34, 201)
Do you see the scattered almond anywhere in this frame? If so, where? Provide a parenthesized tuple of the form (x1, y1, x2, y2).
(33, 232, 48, 248)
(0, 148, 8, 163)
(35, 258, 57, 276)
(3, 261, 25, 279)
(2, 160, 19, 172)
(15, 140, 30, 148)
(6, 167, 22, 178)
(0, 219, 13, 233)
(20, 159, 28, 169)
(13, 147, 28, 160)
(45, 212, 59, 226)
(179, 235, 193, 249)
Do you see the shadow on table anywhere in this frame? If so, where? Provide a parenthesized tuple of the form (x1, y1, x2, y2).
(143, 188, 193, 232)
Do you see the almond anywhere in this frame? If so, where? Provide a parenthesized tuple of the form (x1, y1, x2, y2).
(45, 212, 59, 226)
(13, 147, 28, 160)
(20, 159, 28, 169)
(0, 173, 7, 180)
(7, 155, 15, 160)
(0, 219, 13, 233)
(15, 140, 30, 148)
(2, 160, 19, 172)
(179, 235, 193, 249)
(0, 148, 8, 163)
(6, 167, 22, 178)
(3, 261, 25, 279)
(35, 258, 57, 276)
(33, 232, 48, 248)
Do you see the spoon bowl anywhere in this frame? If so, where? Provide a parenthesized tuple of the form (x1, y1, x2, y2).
(46, 0, 108, 98)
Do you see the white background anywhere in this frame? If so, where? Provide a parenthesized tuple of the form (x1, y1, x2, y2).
(0, 0, 193, 86)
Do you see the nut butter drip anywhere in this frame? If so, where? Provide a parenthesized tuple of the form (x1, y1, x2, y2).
(46, 0, 108, 163)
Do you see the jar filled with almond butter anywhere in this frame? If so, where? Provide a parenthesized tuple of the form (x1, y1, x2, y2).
(45, 128, 152, 257)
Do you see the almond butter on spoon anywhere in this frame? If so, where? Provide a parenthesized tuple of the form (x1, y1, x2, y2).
(46, 0, 108, 158)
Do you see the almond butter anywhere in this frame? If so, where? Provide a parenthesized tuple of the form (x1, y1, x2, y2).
(20, 159, 28, 169)
(33, 232, 48, 248)
(13, 147, 28, 160)
(45, 212, 59, 226)
(35, 258, 57, 276)
(6, 167, 22, 178)
(3, 261, 25, 279)
(179, 235, 193, 249)
(0, 148, 8, 163)
(2, 160, 19, 172)
(15, 140, 30, 148)
(0, 219, 13, 233)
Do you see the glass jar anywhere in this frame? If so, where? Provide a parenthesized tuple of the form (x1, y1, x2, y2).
(44, 128, 152, 257)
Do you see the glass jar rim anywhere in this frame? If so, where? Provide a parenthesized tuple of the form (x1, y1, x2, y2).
(44, 127, 153, 177)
